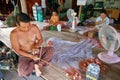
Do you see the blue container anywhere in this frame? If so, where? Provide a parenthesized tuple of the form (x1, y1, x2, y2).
(32, 2, 44, 22)
(37, 6, 43, 22)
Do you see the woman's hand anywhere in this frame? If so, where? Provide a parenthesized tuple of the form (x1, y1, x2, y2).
(96, 20, 103, 25)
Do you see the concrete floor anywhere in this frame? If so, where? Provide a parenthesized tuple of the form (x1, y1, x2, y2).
(1, 30, 120, 80)
(2, 70, 45, 80)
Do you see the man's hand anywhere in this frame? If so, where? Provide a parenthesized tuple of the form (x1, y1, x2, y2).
(32, 48, 39, 55)
(32, 55, 40, 61)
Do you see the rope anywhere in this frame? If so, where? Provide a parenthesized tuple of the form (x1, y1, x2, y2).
(40, 59, 68, 79)
(41, 59, 64, 73)
(37, 47, 67, 78)
(39, 46, 42, 62)
(38, 47, 66, 75)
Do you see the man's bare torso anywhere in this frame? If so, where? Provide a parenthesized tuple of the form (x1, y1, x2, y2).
(14, 25, 38, 52)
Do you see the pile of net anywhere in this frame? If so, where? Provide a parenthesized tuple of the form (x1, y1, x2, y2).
(46, 37, 102, 79)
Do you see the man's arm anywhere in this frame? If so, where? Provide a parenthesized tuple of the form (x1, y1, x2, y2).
(33, 26, 43, 48)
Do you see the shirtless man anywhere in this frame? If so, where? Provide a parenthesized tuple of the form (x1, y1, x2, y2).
(10, 13, 53, 77)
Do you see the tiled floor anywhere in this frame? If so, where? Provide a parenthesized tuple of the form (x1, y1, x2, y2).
(2, 70, 45, 80)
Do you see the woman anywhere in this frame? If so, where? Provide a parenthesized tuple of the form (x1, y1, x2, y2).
(89, 10, 109, 32)
(49, 11, 60, 26)
(95, 11, 109, 30)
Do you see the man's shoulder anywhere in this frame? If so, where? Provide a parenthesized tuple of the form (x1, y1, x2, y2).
(31, 24, 37, 27)
(11, 27, 19, 35)
(31, 24, 39, 30)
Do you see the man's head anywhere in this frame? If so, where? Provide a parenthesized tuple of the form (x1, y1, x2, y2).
(16, 13, 31, 31)
(16, 13, 31, 25)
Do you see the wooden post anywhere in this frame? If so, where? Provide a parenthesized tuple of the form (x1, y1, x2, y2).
(20, 0, 27, 14)
(78, 5, 82, 19)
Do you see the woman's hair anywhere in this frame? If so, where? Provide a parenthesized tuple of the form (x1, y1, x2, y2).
(100, 10, 107, 15)
(16, 13, 31, 24)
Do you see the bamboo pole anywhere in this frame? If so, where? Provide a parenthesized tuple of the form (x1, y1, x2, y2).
(20, 0, 27, 13)
(78, 5, 82, 19)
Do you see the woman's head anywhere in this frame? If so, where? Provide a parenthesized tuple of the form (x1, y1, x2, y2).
(52, 11, 58, 16)
(100, 11, 107, 19)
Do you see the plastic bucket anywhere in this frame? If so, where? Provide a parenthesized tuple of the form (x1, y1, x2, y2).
(50, 26, 56, 31)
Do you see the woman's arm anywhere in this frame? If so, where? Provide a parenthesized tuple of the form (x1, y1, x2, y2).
(95, 17, 103, 25)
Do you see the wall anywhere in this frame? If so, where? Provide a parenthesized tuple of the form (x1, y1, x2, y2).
(113, 0, 120, 9)
(62, 0, 120, 9)
(96, 0, 120, 9)
(63, 0, 72, 9)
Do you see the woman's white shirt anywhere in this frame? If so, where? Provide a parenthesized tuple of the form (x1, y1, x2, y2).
(95, 16, 109, 30)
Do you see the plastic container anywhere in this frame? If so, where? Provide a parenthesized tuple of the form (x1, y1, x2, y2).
(32, 2, 43, 22)
(57, 24, 62, 32)
(37, 6, 43, 22)
(50, 26, 56, 31)
(86, 63, 100, 80)
(32, 2, 38, 20)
